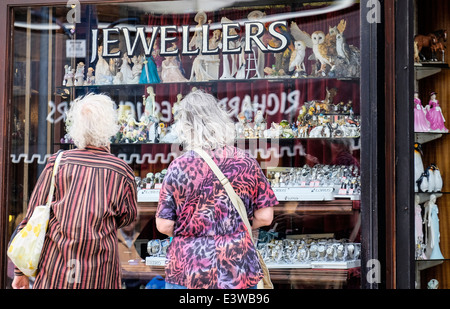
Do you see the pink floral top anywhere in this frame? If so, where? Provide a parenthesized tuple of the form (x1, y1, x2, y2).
(156, 146, 278, 289)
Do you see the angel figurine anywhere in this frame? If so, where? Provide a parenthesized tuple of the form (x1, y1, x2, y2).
(426, 92, 448, 132)
(414, 92, 430, 132)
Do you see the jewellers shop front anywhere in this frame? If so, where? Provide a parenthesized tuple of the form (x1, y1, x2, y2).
(0, 0, 410, 290)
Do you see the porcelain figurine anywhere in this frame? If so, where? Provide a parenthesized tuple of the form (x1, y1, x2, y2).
(151, 41, 164, 79)
(432, 164, 443, 192)
(113, 71, 123, 85)
(129, 55, 144, 84)
(427, 165, 436, 192)
(414, 92, 431, 132)
(424, 194, 445, 259)
(172, 93, 183, 121)
(139, 37, 161, 84)
(236, 10, 266, 79)
(63, 64, 71, 86)
(84, 67, 95, 85)
(203, 29, 221, 79)
(95, 46, 113, 85)
(219, 17, 239, 79)
(161, 54, 188, 82)
(289, 41, 307, 77)
(142, 86, 156, 123)
(140, 56, 160, 84)
(414, 143, 427, 192)
(415, 195, 427, 260)
(242, 95, 254, 122)
(74, 62, 85, 86)
(426, 92, 448, 132)
(427, 279, 439, 289)
(189, 11, 214, 82)
(66, 66, 75, 87)
(120, 53, 134, 84)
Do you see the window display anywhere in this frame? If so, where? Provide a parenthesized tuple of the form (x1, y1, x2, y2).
(414, 0, 450, 289)
(6, 0, 365, 289)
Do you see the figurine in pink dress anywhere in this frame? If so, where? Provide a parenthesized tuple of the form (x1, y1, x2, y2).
(161, 55, 188, 83)
(426, 92, 448, 132)
(414, 92, 430, 132)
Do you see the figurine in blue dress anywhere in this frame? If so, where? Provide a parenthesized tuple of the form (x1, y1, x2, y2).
(140, 56, 160, 84)
(425, 194, 445, 259)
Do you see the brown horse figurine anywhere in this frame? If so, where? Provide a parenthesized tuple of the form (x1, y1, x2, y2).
(431, 30, 447, 61)
(414, 33, 437, 61)
(415, 30, 447, 61)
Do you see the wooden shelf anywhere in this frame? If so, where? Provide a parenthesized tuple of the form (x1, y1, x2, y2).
(268, 267, 359, 288)
(139, 199, 358, 216)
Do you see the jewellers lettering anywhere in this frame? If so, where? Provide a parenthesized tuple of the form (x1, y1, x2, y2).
(90, 21, 288, 63)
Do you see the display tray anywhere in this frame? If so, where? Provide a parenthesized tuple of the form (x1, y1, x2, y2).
(264, 260, 360, 269)
(138, 189, 160, 202)
(137, 187, 360, 202)
(146, 256, 166, 266)
(145, 257, 360, 269)
(311, 260, 361, 269)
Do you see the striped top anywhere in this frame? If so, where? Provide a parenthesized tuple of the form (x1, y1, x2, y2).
(14, 146, 137, 289)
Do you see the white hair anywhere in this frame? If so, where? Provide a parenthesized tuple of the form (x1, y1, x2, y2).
(65, 93, 119, 149)
(173, 89, 235, 150)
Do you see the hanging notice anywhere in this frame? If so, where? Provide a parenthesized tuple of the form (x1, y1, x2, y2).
(66, 39, 86, 58)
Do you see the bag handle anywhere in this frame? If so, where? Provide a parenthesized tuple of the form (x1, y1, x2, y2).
(192, 148, 254, 243)
(46, 151, 64, 207)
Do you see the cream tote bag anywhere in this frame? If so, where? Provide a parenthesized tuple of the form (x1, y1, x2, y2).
(8, 151, 63, 277)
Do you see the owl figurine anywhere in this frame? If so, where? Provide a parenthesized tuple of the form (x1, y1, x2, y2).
(311, 31, 335, 75)
(325, 25, 338, 56)
(289, 40, 307, 77)
(336, 32, 351, 63)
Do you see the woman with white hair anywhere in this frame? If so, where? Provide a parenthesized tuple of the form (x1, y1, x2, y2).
(156, 90, 277, 289)
(11, 93, 137, 289)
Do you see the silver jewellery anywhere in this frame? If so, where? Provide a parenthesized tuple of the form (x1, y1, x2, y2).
(257, 237, 361, 267)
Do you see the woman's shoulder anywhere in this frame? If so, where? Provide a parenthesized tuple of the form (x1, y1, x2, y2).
(63, 148, 135, 176)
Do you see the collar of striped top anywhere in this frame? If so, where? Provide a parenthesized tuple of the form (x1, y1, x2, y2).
(85, 145, 110, 153)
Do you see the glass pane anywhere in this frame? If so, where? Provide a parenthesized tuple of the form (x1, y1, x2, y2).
(7, 1, 361, 289)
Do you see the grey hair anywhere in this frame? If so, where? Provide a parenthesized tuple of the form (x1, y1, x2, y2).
(173, 89, 235, 150)
(65, 93, 119, 149)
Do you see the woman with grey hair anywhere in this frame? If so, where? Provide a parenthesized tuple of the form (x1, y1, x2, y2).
(11, 93, 137, 289)
(156, 90, 277, 289)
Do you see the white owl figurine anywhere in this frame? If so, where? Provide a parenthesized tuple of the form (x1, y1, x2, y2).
(336, 32, 351, 63)
(289, 40, 307, 77)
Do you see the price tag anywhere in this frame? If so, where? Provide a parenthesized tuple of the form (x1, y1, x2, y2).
(66, 40, 86, 58)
